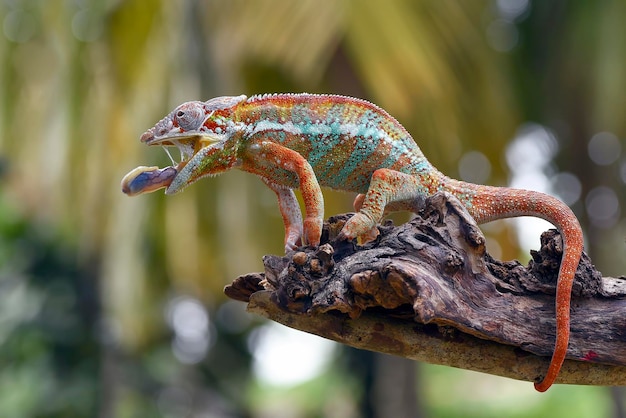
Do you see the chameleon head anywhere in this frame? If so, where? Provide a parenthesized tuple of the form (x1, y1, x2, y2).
(130, 95, 248, 195)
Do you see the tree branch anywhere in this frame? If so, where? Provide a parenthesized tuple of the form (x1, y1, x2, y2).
(224, 193, 626, 386)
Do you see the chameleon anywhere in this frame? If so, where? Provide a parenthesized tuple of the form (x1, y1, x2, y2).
(121, 93, 583, 392)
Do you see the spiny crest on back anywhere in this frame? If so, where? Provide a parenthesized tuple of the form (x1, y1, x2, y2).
(204, 95, 247, 111)
(245, 93, 389, 118)
(246, 93, 313, 104)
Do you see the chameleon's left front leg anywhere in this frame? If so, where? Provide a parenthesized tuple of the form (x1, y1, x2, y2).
(341, 169, 425, 243)
(261, 178, 304, 251)
(245, 141, 324, 247)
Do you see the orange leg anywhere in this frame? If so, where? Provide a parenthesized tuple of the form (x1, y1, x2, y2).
(341, 169, 425, 243)
(246, 141, 324, 247)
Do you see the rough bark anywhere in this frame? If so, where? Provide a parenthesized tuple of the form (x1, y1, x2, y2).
(224, 193, 626, 386)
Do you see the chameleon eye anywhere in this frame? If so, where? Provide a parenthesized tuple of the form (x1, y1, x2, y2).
(174, 102, 205, 131)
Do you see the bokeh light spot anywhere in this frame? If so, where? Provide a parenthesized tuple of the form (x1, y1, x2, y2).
(506, 123, 558, 173)
(3, 10, 37, 43)
(166, 296, 213, 364)
(588, 132, 621, 166)
(248, 323, 335, 387)
(71, 9, 103, 42)
(458, 151, 491, 184)
(497, 0, 530, 21)
(585, 186, 620, 228)
(551, 172, 582, 206)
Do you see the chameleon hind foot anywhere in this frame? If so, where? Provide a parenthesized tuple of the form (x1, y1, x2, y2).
(337, 212, 380, 245)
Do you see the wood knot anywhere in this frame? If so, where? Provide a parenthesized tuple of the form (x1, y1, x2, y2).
(292, 251, 308, 266)
(307, 244, 335, 277)
(444, 252, 464, 274)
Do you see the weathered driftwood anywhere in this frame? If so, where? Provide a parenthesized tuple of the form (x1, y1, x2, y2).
(224, 193, 626, 386)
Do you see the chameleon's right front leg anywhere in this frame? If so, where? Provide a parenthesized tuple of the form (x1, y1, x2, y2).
(246, 141, 324, 248)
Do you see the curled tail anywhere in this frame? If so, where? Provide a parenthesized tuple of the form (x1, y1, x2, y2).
(444, 179, 583, 392)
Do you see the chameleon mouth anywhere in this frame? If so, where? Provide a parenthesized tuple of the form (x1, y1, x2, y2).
(122, 133, 221, 196)
(143, 133, 207, 167)
(148, 132, 224, 172)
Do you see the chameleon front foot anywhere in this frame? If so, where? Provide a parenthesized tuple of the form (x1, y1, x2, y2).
(301, 217, 323, 248)
(284, 227, 303, 252)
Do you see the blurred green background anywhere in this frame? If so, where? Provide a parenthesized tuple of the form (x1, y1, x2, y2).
(1, 0, 626, 417)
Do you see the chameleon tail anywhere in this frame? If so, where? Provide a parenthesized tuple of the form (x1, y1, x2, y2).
(444, 179, 583, 392)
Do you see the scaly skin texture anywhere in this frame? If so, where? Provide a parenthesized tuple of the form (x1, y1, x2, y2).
(123, 93, 583, 392)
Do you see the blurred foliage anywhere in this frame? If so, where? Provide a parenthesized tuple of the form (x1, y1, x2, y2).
(0, 193, 99, 417)
(1, 0, 626, 417)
